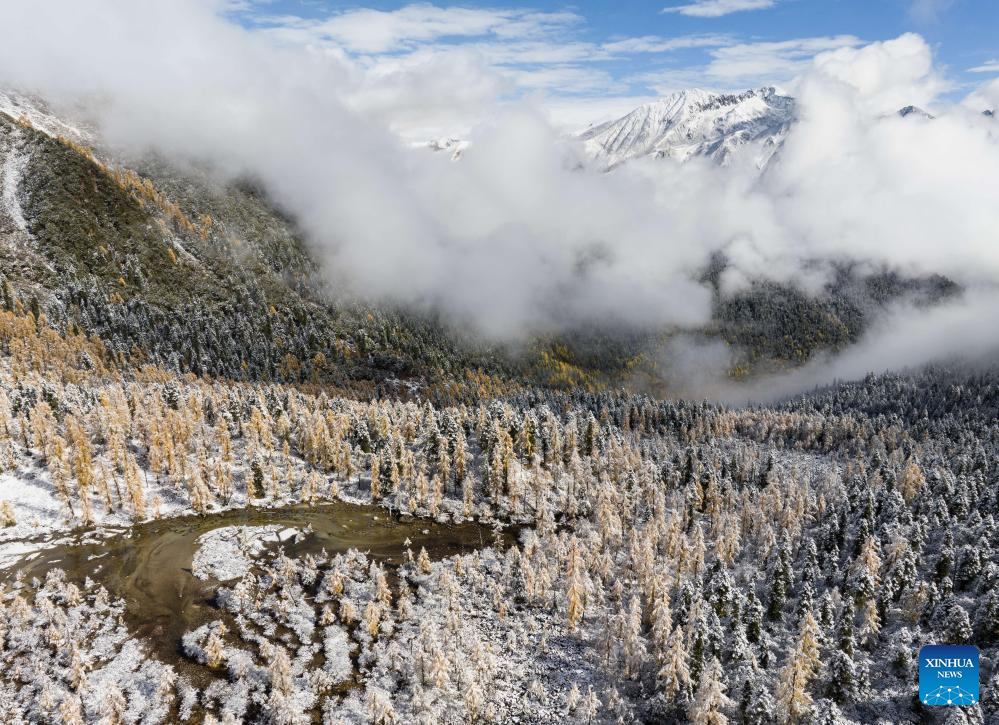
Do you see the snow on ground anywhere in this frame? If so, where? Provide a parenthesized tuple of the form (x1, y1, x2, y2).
(0, 468, 72, 535)
(0, 126, 28, 233)
(191, 524, 302, 581)
(0, 87, 91, 142)
(0, 537, 59, 570)
(0, 569, 178, 723)
(0, 450, 255, 569)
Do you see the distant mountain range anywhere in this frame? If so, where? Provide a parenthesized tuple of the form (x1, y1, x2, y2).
(419, 87, 796, 169)
(423, 86, 994, 171)
(579, 90, 997, 170)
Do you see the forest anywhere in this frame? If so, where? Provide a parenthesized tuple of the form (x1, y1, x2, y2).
(0, 295, 994, 723)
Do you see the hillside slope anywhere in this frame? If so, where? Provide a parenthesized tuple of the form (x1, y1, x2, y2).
(0, 94, 524, 400)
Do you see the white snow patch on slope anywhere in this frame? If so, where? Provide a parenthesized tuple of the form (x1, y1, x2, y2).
(1, 128, 28, 233)
(0, 87, 89, 141)
(0, 470, 71, 536)
(192, 524, 302, 581)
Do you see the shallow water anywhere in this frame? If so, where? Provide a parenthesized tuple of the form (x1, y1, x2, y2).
(1, 501, 500, 675)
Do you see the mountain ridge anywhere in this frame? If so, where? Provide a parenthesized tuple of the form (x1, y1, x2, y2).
(579, 86, 795, 169)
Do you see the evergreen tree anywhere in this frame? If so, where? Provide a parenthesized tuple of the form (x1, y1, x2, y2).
(811, 698, 849, 725)
(826, 650, 860, 705)
(688, 657, 733, 725)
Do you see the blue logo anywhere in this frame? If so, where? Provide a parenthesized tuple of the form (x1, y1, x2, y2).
(919, 645, 979, 706)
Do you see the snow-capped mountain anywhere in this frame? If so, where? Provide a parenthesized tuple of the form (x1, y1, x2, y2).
(898, 105, 934, 119)
(579, 87, 794, 169)
(415, 87, 989, 171)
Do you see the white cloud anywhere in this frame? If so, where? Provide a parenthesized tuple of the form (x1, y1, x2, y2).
(964, 77, 999, 112)
(249, 4, 631, 136)
(341, 46, 510, 140)
(502, 66, 617, 94)
(662, 0, 777, 18)
(709, 290, 999, 404)
(805, 32, 948, 113)
(542, 95, 663, 132)
(709, 36, 864, 82)
(601, 34, 731, 54)
(908, 0, 955, 23)
(341, 41, 626, 138)
(255, 4, 582, 54)
(968, 60, 999, 74)
(634, 35, 863, 93)
(443, 40, 609, 65)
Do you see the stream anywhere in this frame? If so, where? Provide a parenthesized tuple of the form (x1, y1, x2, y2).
(0, 501, 501, 676)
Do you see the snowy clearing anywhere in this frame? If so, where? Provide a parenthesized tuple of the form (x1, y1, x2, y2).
(191, 524, 302, 581)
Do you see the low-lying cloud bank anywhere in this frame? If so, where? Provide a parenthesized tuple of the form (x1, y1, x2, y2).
(703, 288, 999, 405)
(1, 2, 998, 397)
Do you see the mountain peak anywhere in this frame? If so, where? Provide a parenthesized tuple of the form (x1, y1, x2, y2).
(579, 86, 794, 169)
(898, 105, 934, 119)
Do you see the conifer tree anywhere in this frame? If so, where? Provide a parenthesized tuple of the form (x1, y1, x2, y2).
(370, 454, 381, 501)
(826, 649, 861, 705)
(566, 537, 587, 633)
(0, 500, 16, 527)
(58, 696, 85, 725)
(775, 639, 814, 723)
(269, 646, 293, 696)
(417, 547, 432, 575)
(658, 626, 692, 705)
(204, 631, 225, 668)
(689, 657, 733, 725)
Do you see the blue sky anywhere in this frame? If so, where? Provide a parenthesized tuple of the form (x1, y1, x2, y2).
(229, 0, 999, 130)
